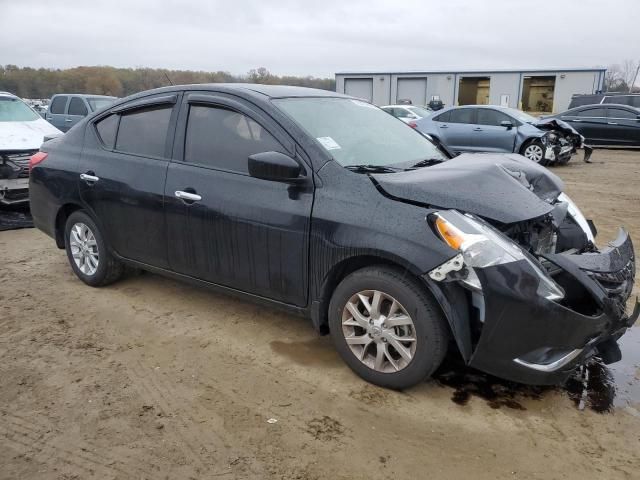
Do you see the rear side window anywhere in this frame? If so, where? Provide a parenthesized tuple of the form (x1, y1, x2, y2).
(607, 108, 636, 119)
(50, 96, 68, 114)
(448, 108, 474, 124)
(577, 108, 606, 117)
(184, 105, 284, 173)
(477, 109, 511, 126)
(95, 114, 119, 148)
(433, 110, 451, 122)
(603, 96, 631, 106)
(68, 97, 88, 116)
(115, 106, 173, 158)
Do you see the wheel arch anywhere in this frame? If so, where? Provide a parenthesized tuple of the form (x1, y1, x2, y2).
(54, 202, 84, 248)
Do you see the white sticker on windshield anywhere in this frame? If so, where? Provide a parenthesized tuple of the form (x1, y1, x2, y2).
(317, 136, 341, 150)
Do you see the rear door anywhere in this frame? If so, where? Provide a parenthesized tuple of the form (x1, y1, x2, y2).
(78, 93, 180, 268)
(605, 107, 640, 146)
(434, 108, 476, 152)
(164, 92, 313, 306)
(46, 95, 69, 131)
(66, 97, 89, 130)
(473, 108, 518, 152)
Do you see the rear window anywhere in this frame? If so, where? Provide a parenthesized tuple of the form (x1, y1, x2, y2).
(0, 97, 41, 122)
(603, 96, 632, 106)
(50, 96, 68, 114)
(115, 106, 172, 158)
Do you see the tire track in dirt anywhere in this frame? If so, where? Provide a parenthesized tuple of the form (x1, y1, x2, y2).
(0, 412, 154, 479)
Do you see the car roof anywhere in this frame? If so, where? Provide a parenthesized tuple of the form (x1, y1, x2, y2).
(52, 93, 117, 99)
(573, 103, 639, 110)
(381, 105, 412, 108)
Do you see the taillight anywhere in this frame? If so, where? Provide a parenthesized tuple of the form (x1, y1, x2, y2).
(29, 152, 48, 171)
(408, 121, 418, 129)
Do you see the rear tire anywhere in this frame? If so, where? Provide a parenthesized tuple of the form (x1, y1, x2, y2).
(328, 266, 448, 390)
(521, 140, 547, 165)
(64, 210, 124, 287)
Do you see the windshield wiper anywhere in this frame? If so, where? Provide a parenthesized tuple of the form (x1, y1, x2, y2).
(405, 158, 444, 170)
(345, 164, 400, 174)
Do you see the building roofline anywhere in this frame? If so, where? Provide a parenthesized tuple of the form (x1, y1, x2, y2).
(335, 67, 607, 76)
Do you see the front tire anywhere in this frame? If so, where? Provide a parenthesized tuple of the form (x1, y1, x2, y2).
(64, 210, 124, 287)
(328, 266, 448, 390)
(521, 140, 547, 165)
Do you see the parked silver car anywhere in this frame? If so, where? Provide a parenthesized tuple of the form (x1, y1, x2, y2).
(46, 94, 116, 132)
(415, 105, 590, 165)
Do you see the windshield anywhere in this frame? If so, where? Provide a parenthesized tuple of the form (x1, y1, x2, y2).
(507, 109, 538, 124)
(87, 97, 115, 111)
(273, 97, 446, 167)
(408, 106, 432, 117)
(0, 97, 41, 122)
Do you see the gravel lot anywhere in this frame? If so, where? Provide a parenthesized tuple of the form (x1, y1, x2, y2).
(1, 149, 639, 479)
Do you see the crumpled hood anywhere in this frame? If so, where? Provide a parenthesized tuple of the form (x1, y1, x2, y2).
(533, 117, 581, 137)
(372, 153, 564, 223)
(0, 119, 62, 151)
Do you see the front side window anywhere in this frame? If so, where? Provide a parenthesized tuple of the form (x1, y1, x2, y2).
(68, 97, 88, 116)
(49, 96, 68, 114)
(577, 108, 606, 118)
(0, 96, 40, 122)
(184, 105, 284, 173)
(273, 97, 447, 167)
(115, 106, 172, 158)
(477, 109, 511, 126)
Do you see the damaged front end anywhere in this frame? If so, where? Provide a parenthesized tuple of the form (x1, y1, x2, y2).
(0, 150, 35, 205)
(425, 200, 638, 385)
(535, 118, 593, 166)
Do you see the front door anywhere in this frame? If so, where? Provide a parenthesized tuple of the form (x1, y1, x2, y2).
(164, 92, 313, 306)
(473, 108, 518, 152)
(78, 93, 180, 268)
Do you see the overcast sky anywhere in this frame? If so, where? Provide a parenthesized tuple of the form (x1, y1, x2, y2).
(1, 0, 637, 77)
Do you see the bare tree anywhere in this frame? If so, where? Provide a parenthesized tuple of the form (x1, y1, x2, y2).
(605, 60, 640, 92)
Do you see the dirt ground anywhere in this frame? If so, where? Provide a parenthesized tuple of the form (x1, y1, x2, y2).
(1, 149, 639, 480)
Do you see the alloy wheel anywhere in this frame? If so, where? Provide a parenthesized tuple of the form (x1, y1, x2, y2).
(341, 290, 417, 373)
(69, 222, 99, 276)
(524, 144, 544, 163)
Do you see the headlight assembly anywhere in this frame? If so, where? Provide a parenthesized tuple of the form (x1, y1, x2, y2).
(428, 210, 565, 301)
(558, 193, 595, 244)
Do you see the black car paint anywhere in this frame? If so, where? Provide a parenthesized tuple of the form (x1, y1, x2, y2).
(29, 84, 638, 386)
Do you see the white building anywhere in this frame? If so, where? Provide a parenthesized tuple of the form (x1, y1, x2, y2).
(335, 68, 606, 113)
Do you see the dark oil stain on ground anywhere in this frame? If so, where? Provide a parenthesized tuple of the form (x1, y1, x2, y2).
(435, 326, 640, 413)
(0, 206, 33, 231)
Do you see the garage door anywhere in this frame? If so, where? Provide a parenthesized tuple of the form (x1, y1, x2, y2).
(344, 78, 374, 102)
(396, 77, 427, 105)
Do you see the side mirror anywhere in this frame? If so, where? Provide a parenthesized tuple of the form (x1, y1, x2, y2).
(501, 120, 514, 130)
(248, 151, 302, 182)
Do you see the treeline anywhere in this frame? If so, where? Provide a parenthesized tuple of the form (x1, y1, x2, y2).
(0, 65, 336, 99)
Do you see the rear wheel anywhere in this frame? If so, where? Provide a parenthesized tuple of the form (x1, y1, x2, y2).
(64, 210, 124, 287)
(328, 266, 448, 390)
(522, 140, 547, 165)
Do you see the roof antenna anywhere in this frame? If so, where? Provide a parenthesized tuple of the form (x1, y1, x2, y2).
(164, 72, 174, 86)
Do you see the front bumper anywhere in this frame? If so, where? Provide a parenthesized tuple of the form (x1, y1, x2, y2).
(0, 178, 30, 205)
(468, 229, 637, 385)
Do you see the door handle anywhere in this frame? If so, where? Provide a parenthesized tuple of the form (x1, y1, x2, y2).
(80, 173, 99, 183)
(607, 122, 618, 125)
(65, 118, 73, 122)
(175, 190, 202, 202)
(571, 119, 581, 122)
(473, 127, 483, 131)
(439, 124, 448, 128)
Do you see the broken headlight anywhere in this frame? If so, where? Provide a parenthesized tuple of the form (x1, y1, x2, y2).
(428, 210, 564, 301)
(557, 192, 595, 244)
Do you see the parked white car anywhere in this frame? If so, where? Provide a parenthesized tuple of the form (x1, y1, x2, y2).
(0, 92, 62, 205)
(381, 104, 434, 124)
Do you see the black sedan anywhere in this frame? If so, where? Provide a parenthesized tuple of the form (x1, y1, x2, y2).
(547, 104, 640, 146)
(28, 84, 638, 389)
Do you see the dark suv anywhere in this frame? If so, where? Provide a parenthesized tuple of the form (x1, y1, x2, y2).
(29, 84, 638, 389)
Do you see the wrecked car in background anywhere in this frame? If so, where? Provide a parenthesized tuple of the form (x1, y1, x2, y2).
(0, 92, 61, 205)
(415, 105, 592, 165)
(29, 84, 636, 390)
